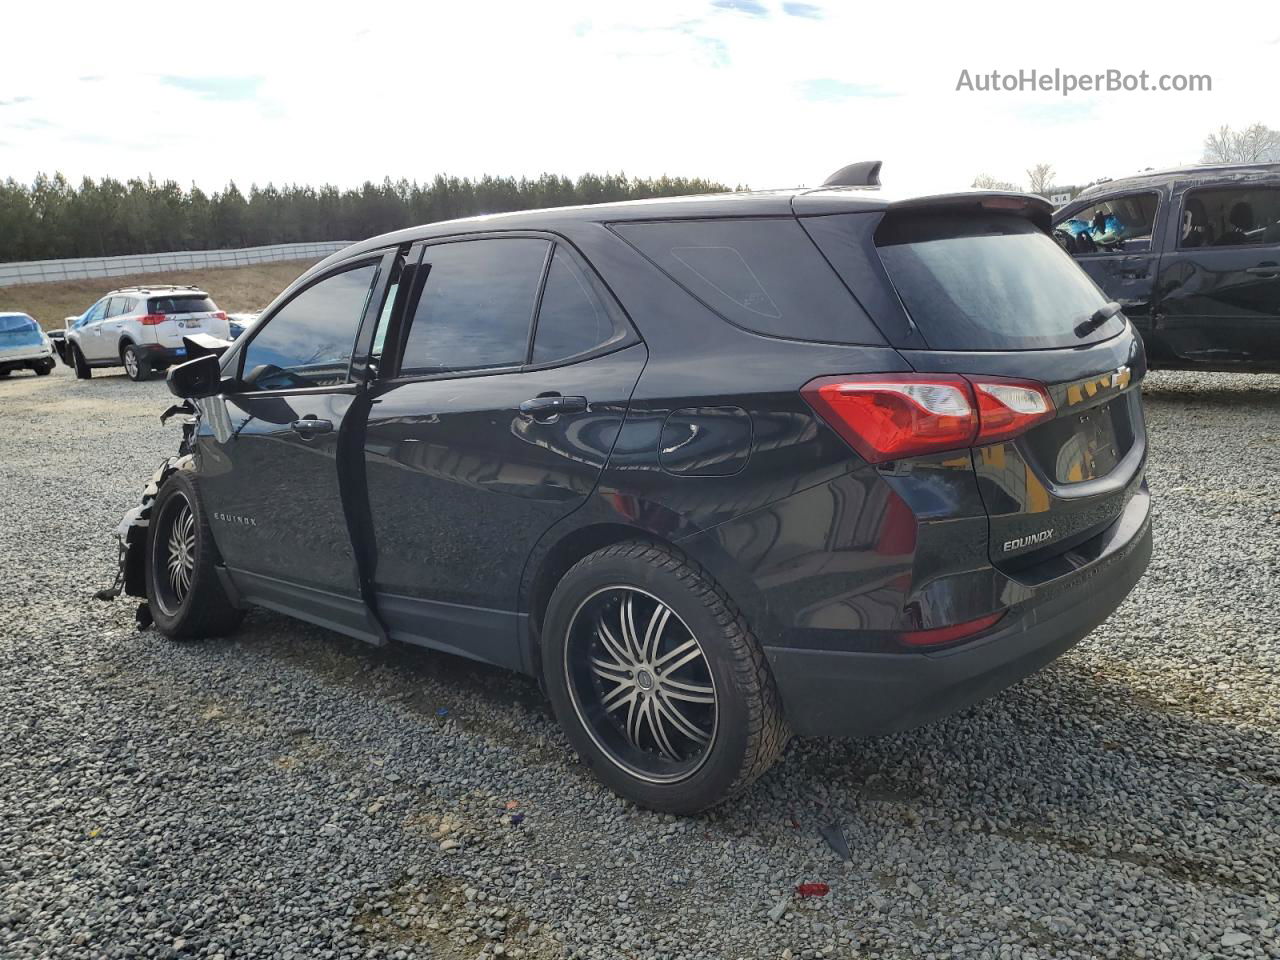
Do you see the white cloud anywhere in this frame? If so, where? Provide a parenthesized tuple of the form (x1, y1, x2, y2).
(1, 0, 1276, 196)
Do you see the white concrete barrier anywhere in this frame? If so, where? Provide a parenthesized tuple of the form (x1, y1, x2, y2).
(0, 241, 351, 287)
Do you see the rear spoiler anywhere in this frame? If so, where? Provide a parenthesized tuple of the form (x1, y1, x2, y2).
(887, 192, 1053, 231)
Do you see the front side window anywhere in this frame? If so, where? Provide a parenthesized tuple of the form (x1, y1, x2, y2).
(1055, 193, 1159, 254)
(76, 299, 107, 327)
(240, 262, 378, 391)
(531, 247, 624, 364)
(400, 238, 549, 376)
(1180, 186, 1280, 249)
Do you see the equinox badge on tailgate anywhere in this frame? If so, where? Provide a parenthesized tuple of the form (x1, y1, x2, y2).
(1004, 529, 1055, 552)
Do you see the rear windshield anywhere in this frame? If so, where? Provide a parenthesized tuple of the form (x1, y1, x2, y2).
(149, 295, 217, 314)
(612, 218, 885, 344)
(875, 214, 1120, 350)
(0, 314, 39, 335)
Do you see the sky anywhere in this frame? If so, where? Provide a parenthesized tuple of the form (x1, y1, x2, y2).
(2, 0, 1278, 197)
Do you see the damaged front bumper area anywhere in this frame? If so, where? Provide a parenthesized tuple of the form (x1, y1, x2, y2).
(99, 455, 194, 616)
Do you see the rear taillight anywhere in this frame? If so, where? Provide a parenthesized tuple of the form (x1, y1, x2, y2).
(969, 378, 1054, 443)
(802, 374, 1055, 463)
(139, 313, 165, 325)
(898, 611, 1005, 648)
(213, 311, 227, 321)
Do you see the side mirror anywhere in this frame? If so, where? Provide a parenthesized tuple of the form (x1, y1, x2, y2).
(167, 354, 225, 399)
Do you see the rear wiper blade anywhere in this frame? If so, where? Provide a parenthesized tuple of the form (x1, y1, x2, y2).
(1074, 301, 1123, 338)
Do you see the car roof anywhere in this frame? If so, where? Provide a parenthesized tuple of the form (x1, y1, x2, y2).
(104, 285, 210, 297)
(1075, 162, 1280, 200)
(301, 185, 1049, 284)
(0, 311, 36, 320)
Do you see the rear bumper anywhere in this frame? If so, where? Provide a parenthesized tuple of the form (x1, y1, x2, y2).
(137, 344, 189, 365)
(0, 345, 55, 370)
(766, 493, 1152, 738)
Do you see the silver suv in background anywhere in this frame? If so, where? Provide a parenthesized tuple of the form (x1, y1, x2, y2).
(60, 285, 231, 381)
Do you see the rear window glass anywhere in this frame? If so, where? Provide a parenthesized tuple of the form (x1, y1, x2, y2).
(875, 214, 1119, 351)
(612, 218, 884, 344)
(150, 295, 217, 314)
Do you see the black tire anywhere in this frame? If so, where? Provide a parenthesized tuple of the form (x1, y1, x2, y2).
(0, 369, 10, 378)
(33, 359, 54, 376)
(71, 343, 92, 379)
(145, 471, 245, 639)
(543, 540, 789, 814)
(122, 343, 149, 381)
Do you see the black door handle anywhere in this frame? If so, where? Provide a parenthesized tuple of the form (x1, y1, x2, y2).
(1245, 265, 1279, 277)
(291, 418, 333, 438)
(518, 395, 588, 421)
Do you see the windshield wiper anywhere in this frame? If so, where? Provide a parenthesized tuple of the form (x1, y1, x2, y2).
(1074, 301, 1122, 338)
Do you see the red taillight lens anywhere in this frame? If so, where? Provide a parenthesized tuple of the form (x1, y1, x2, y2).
(898, 611, 1005, 648)
(801, 375, 977, 463)
(802, 374, 1055, 462)
(213, 311, 227, 321)
(139, 313, 165, 325)
(970, 378, 1055, 444)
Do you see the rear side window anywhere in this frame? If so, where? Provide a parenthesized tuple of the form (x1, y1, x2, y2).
(150, 295, 217, 314)
(612, 218, 883, 344)
(1179, 186, 1280, 248)
(400, 238, 549, 375)
(531, 247, 625, 364)
(875, 214, 1116, 351)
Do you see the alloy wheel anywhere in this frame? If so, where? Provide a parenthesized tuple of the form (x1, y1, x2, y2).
(564, 586, 718, 783)
(123, 347, 139, 379)
(152, 494, 196, 616)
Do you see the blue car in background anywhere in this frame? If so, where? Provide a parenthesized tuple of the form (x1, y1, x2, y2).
(0, 313, 57, 377)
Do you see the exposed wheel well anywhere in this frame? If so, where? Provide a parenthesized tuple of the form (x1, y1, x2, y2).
(526, 523, 679, 652)
(119, 338, 136, 359)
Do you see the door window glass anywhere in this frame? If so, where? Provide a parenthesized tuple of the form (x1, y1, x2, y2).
(1055, 193, 1158, 254)
(531, 247, 622, 363)
(77, 300, 107, 327)
(1179, 187, 1280, 248)
(400, 238, 549, 375)
(105, 297, 128, 318)
(240, 262, 378, 391)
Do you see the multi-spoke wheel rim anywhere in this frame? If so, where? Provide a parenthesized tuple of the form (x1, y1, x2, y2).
(124, 348, 138, 378)
(151, 494, 196, 616)
(564, 586, 718, 784)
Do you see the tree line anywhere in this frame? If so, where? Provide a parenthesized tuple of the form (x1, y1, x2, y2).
(0, 172, 737, 263)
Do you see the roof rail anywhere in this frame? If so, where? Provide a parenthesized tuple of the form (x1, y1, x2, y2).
(822, 160, 882, 187)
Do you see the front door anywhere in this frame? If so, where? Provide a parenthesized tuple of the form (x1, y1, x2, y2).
(79, 297, 115, 361)
(196, 253, 395, 640)
(1055, 191, 1162, 347)
(1153, 184, 1280, 368)
(363, 236, 645, 669)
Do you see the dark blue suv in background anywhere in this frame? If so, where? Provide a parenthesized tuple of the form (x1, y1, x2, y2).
(118, 177, 1153, 812)
(1054, 161, 1280, 372)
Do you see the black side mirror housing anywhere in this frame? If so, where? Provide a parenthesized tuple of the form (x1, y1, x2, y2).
(167, 354, 224, 399)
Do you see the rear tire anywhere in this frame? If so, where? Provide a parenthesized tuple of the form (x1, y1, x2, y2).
(33, 359, 54, 376)
(71, 344, 91, 379)
(543, 540, 789, 814)
(122, 343, 149, 381)
(0, 369, 10, 378)
(145, 471, 245, 639)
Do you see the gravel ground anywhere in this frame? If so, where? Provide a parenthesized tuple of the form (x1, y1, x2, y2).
(1, 363, 1277, 960)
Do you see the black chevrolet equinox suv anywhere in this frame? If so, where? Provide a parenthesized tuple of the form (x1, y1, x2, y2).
(121, 175, 1153, 812)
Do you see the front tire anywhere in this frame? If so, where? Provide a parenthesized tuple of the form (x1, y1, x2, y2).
(122, 343, 149, 381)
(543, 541, 789, 814)
(71, 344, 91, 379)
(145, 472, 245, 639)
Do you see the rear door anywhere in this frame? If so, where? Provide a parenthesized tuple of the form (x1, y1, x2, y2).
(1152, 183, 1280, 368)
(805, 203, 1148, 572)
(196, 253, 395, 641)
(363, 235, 645, 669)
